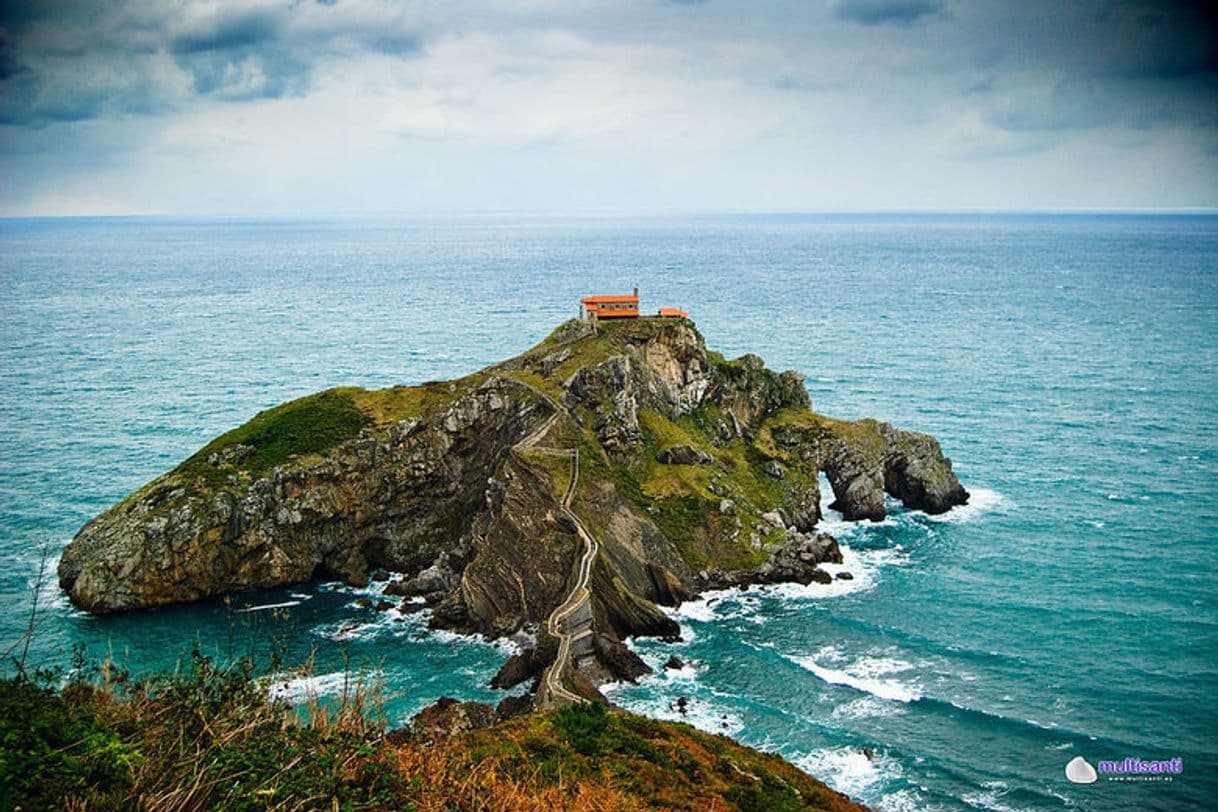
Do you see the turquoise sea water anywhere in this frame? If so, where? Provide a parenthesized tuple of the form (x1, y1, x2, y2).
(1, 214, 1215, 811)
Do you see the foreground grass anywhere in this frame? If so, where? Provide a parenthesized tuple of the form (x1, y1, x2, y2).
(1, 651, 397, 812)
(0, 653, 866, 812)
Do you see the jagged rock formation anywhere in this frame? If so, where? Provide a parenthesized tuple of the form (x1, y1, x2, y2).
(59, 317, 967, 699)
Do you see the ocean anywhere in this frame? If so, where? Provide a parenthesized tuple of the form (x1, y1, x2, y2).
(1, 213, 1215, 811)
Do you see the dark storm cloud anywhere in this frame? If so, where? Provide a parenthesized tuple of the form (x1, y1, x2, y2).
(1100, 1, 1218, 80)
(832, 0, 945, 26)
(967, 2, 1218, 134)
(168, 8, 304, 100)
(170, 10, 281, 55)
(956, 1, 1218, 83)
(0, 30, 20, 82)
(0, 0, 425, 126)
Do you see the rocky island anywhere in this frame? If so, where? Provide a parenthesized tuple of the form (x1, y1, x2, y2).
(60, 316, 967, 709)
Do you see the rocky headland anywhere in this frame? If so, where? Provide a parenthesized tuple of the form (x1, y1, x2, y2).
(59, 317, 967, 705)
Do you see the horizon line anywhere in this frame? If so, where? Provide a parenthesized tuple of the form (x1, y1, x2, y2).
(3, 207, 1218, 222)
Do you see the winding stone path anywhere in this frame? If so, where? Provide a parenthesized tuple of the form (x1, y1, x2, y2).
(510, 382, 599, 706)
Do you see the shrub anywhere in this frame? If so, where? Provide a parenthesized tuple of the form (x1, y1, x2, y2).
(0, 675, 138, 811)
(552, 700, 610, 756)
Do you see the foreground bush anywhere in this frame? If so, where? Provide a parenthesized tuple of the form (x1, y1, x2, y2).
(0, 650, 399, 811)
(0, 651, 866, 811)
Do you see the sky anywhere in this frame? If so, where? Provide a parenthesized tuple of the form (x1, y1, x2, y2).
(1, 0, 1216, 216)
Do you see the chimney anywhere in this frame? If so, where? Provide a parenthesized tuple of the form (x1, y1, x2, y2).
(633, 286, 639, 298)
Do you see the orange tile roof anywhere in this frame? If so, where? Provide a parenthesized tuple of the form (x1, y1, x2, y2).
(581, 293, 639, 304)
(658, 307, 688, 318)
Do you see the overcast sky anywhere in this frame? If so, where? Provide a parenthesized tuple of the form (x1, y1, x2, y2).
(1, 0, 1216, 216)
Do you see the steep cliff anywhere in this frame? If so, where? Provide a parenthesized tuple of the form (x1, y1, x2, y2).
(59, 317, 968, 696)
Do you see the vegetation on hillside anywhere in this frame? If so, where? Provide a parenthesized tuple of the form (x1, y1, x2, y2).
(501, 318, 818, 573)
(177, 389, 372, 483)
(172, 374, 489, 489)
(0, 651, 866, 811)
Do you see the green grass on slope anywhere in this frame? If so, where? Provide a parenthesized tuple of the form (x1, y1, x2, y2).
(172, 377, 485, 488)
(177, 388, 372, 483)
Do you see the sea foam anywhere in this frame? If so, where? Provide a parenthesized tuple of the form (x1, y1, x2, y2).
(669, 543, 883, 628)
(237, 600, 301, 613)
(266, 670, 359, 703)
(788, 647, 922, 703)
(797, 745, 898, 798)
(601, 685, 745, 737)
(961, 780, 1021, 812)
(920, 486, 1008, 524)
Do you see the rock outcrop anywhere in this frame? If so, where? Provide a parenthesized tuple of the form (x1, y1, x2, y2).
(410, 696, 500, 741)
(766, 415, 969, 522)
(697, 532, 844, 590)
(59, 316, 967, 700)
(58, 377, 555, 617)
(656, 445, 713, 465)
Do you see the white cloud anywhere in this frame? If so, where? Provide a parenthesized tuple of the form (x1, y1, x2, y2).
(1, 0, 1215, 214)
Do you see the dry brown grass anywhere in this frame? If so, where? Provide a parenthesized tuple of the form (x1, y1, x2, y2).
(6, 653, 868, 811)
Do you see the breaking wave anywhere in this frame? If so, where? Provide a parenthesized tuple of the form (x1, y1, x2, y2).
(786, 647, 923, 703)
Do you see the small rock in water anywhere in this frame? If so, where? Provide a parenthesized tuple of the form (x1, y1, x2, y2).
(807, 569, 832, 584)
(835, 571, 854, 581)
(664, 655, 685, 671)
(374, 599, 395, 612)
(675, 696, 689, 716)
(354, 597, 373, 609)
